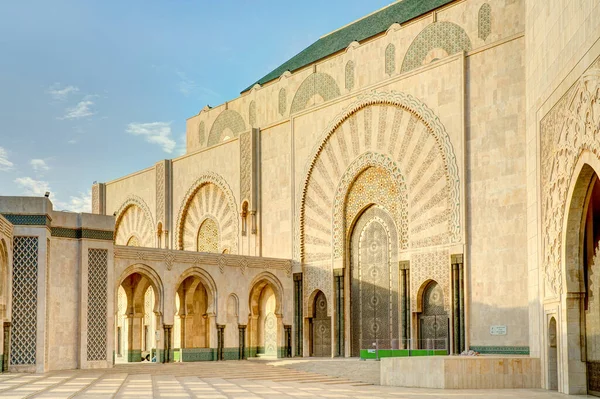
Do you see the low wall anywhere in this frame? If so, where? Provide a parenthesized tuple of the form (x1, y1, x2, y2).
(381, 356, 541, 389)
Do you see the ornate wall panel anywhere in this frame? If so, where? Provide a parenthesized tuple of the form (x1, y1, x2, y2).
(297, 92, 460, 313)
(350, 207, 398, 356)
(87, 248, 108, 361)
(156, 161, 166, 225)
(264, 312, 277, 356)
(114, 197, 155, 248)
(198, 121, 206, 147)
(249, 101, 256, 128)
(176, 173, 238, 253)
(540, 58, 600, 297)
(197, 218, 220, 253)
(411, 250, 450, 313)
(345, 61, 355, 90)
(207, 109, 246, 146)
(400, 21, 472, 73)
(11, 236, 38, 365)
(290, 73, 341, 114)
(279, 88, 287, 116)
(478, 3, 491, 41)
(385, 44, 396, 76)
(240, 131, 252, 202)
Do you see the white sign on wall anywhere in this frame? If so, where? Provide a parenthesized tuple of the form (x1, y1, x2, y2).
(490, 325, 507, 335)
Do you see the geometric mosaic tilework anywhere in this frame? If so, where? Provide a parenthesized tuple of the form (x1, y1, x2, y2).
(197, 218, 220, 253)
(478, 3, 491, 41)
(470, 346, 530, 355)
(87, 248, 108, 361)
(345, 61, 355, 90)
(11, 236, 38, 366)
(2, 214, 51, 227)
(385, 44, 395, 76)
(290, 73, 341, 114)
(400, 21, 472, 73)
(51, 227, 114, 241)
(207, 109, 246, 147)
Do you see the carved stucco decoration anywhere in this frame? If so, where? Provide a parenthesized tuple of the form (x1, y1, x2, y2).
(240, 131, 252, 203)
(541, 59, 600, 297)
(114, 195, 155, 248)
(114, 246, 291, 276)
(156, 161, 165, 225)
(92, 184, 100, 214)
(295, 90, 461, 316)
(175, 172, 239, 254)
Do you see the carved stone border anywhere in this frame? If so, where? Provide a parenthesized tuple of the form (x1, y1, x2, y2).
(114, 195, 155, 245)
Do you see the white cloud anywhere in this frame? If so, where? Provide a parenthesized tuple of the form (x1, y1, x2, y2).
(126, 122, 176, 153)
(60, 100, 95, 120)
(30, 159, 49, 172)
(67, 139, 77, 144)
(176, 71, 195, 96)
(47, 83, 79, 101)
(0, 147, 14, 171)
(15, 177, 51, 196)
(55, 191, 92, 213)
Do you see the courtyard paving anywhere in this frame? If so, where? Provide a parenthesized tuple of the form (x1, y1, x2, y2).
(0, 359, 593, 398)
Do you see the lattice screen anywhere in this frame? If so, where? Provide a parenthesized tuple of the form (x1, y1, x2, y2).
(87, 248, 108, 361)
(11, 236, 38, 365)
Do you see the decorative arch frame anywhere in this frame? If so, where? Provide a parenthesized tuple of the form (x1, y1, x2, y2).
(541, 63, 600, 297)
(175, 172, 239, 252)
(116, 263, 164, 317)
(333, 152, 407, 259)
(175, 266, 218, 315)
(306, 288, 330, 317)
(295, 90, 461, 262)
(248, 271, 284, 316)
(207, 109, 246, 146)
(227, 293, 239, 318)
(415, 278, 443, 314)
(290, 72, 341, 114)
(400, 21, 472, 73)
(114, 195, 155, 246)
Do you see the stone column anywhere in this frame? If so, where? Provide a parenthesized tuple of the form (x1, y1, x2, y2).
(334, 269, 344, 357)
(399, 261, 410, 349)
(126, 313, 143, 362)
(293, 273, 303, 357)
(163, 324, 173, 363)
(2, 322, 10, 372)
(238, 325, 247, 360)
(217, 324, 225, 360)
(451, 254, 465, 354)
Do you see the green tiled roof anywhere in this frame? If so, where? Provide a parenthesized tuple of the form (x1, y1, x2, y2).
(242, 0, 454, 93)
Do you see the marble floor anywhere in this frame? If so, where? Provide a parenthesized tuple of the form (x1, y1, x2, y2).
(0, 359, 593, 398)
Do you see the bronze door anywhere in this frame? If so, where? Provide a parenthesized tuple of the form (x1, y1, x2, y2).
(312, 291, 331, 357)
(418, 281, 448, 350)
(350, 207, 398, 357)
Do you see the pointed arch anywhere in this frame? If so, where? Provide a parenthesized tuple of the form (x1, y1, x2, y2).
(175, 266, 218, 315)
(175, 172, 239, 253)
(248, 271, 284, 316)
(114, 196, 155, 247)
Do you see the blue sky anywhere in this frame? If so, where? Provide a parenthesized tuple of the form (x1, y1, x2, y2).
(0, 0, 391, 212)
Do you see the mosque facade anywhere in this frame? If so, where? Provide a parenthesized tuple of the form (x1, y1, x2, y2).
(0, 0, 599, 394)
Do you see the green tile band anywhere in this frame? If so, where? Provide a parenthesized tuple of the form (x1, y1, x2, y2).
(469, 346, 530, 355)
(2, 214, 51, 227)
(51, 227, 113, 241)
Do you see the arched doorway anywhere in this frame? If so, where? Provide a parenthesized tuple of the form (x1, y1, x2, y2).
(175, 276, 210, 351)
(578, 169, 600, 394)
(116, 269, 162, 363)
(249, 275, 282, 358)
(349, 205, 399, 357)
(418, 281, 448, 350)
(310, 291, 331, 357)
(548, 317, 558, 391)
